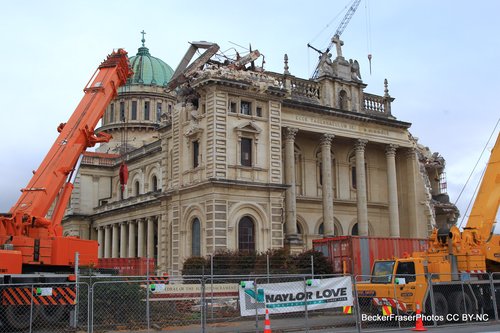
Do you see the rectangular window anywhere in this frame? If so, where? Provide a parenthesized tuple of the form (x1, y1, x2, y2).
(240, 101, 251, 115)
(351, 166, 357, 189)
(193, 140, 199, 168)
(109, 103, 115, 123)
(256, 106, 262, 117)
(241, 138, 252, 167)
(120, 102, 125, 121)
(156, 102, 162, 121)
(230, 101, 237, 113)
(144, 101, 150, 120)
(131, 101, 137, 120)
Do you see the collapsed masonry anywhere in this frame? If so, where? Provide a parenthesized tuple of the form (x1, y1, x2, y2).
(412, 135, 459, 232)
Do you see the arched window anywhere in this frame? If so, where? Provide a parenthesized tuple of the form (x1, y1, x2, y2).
(192, 218, 201, 256)
(134, 181, 140, 196)
(351, 223, 358, 236)
(152, 175, 158, 192)
(238, 216, 255, 252)
(349, 152, 357, 189)
(319, 223, 339, 236)
(339, 90, 348, 110)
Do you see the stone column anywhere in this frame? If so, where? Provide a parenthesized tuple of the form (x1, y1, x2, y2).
(157, 216, 162, 270)
(112, 224, 119, 258)
(406, 148, 419, 237)
(138, 219, 145, 257)
(386, 144, 400, 237)
(128, 221, 136, 258)
(97, 227, 104, 258)
(284, 127, 300, 243)
(120, 222, 128, 258)
(321, 134, 335, 236)
(104, 225, 111, 258)
(147, 217, 155, 259)
(355, 139, 369, 236)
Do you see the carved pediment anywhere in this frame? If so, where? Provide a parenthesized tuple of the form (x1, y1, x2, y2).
(234, 121, 262, 134)
(184, 125, 203, 138)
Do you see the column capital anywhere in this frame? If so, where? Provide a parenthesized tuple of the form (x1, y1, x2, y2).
(405, 147, 416, 159)
(320, 133, 335, 146)
(284, 127, 298, 141)
(385, 144, 399, 157)
(354, 139, 368, 152)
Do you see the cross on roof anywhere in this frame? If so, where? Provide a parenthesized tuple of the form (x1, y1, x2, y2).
(141, 30, 146, 47)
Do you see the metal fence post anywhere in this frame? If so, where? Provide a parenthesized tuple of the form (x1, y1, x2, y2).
(311, 255, 314, 278)
(428, 274, 437, 327)
(352, 276, 362, 333)
(30, 284, 34, 333)
(146, 255, 150, 331)
(303, 277, 309, 332)
(74, 251, 79, 329)
(254, 279, 259, 333)
(201, 278, 206, 333)
(210, 254, 214, 321)
(393, 279, 401, 329)
(460, 276, 467, 317)
(90, 283, 95, 333)
(88, 278, 93, 333)
(490, 273, 499, 321)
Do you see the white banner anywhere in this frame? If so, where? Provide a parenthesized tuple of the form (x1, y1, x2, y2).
(239, 277, 353, 316)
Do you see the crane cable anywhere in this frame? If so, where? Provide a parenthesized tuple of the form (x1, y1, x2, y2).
(457, 117, 500, 228)
(365, 0, 373, 74)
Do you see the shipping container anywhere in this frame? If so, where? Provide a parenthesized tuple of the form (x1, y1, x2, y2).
(313, 236, 429, 277)
(97, 257, 155, 276)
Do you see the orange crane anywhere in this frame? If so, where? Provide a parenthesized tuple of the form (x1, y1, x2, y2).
(0, 49, 132, 329)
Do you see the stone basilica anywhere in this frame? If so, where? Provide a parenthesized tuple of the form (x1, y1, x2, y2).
(62, 36, 458, 275)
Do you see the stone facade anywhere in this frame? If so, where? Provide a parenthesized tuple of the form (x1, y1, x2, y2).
(62, 41, 457, 275)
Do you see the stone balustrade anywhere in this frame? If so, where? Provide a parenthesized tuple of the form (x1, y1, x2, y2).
(363, 93, 390, 115)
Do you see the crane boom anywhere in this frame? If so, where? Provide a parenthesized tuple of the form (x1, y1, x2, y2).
(310, 0, 362, 78)
(465, 133, 500, 239)
(0, 49, 132, 271)
(335, 0, 362, 38)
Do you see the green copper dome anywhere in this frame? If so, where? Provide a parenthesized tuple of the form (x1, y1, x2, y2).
(126, 34, 174, 86)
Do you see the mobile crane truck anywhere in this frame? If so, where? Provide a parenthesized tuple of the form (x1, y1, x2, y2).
(356, 133, 500, 322)
(0, 49, 132, 329)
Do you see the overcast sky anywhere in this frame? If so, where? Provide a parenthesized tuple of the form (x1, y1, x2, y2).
(0, 0, 498, 229)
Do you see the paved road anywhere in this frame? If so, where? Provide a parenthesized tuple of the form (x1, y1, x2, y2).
(108, 316, 500, 333)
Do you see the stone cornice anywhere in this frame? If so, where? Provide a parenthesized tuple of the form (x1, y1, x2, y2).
(282, 99, 411, 129)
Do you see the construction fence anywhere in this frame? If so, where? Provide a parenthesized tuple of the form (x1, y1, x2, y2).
(1, 273, 500, 333)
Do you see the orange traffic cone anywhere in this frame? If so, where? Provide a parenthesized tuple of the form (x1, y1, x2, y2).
(412, 302, 427, 331)
(264, 308, 272, 333)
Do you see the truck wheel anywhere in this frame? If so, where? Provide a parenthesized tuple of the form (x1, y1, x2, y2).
(449, 291, 475, 319)
(425, 292, 448, 324)
(40, 305, 69, 324)
(3, 305, 40, 330)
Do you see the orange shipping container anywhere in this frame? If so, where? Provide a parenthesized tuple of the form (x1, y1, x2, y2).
(97, 257, 155, 276)
(312, 236, 429, 277)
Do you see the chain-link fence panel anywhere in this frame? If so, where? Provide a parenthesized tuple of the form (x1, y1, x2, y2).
(203, 276, 257, 333)
(148, 277, 203, 331)
(91, 278, 147, 333)
(355, 274, 401, 331)
(425, 273, 494, 327)
(491, 273, 500, 321)
(0, 282, 83, 333)
(354, 273, 431, 331)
